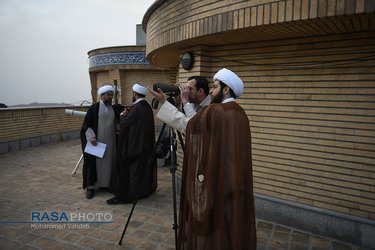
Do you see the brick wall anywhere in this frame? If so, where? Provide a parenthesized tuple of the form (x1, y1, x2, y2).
(177, 32, 375, 221)
(0, 106, 88, 153)
(143, 0, 375, 246)
(143, 0, 375, 67)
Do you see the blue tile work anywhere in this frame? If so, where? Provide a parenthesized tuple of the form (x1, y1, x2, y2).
(89, 52, 149, 67)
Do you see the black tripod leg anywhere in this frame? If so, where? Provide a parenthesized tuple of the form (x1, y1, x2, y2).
(118, 123, 167, 245)
(169, 126, 179, 249)
(118, 201, 136, 245)
(176, 131, 185, 153)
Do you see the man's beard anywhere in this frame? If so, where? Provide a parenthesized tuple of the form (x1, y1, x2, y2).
(103, 99, 112, 106)
(132, 96, 136, 103)
(210, 89, 224, 104)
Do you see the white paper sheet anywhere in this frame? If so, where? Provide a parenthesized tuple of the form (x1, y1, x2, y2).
(84, 141, 107, 158)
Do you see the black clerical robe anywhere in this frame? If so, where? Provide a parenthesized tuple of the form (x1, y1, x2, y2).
(178, 101, 257, 250)
(80, 102, 120, 189)
(111, 100, 157, 202)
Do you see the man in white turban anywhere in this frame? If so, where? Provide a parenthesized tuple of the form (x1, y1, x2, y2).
(98, 85, 115, 97)
(80, 85, 120, 199)
(211, 68, 244, 102)
(149, 68, 257, 249)
(107, 84, 157, 204)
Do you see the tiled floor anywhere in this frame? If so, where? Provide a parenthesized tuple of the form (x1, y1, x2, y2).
(0, 139, 365, 249)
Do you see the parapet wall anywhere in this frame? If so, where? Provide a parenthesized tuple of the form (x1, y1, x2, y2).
(0, 106, 88, 154)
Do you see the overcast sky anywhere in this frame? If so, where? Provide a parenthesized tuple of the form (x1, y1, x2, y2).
(0, 0, 155, 106)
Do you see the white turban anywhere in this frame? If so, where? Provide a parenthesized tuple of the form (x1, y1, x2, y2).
(213, 68, 244, 98)
(133, 84, 148, 95)
(98, 85, 115, 96)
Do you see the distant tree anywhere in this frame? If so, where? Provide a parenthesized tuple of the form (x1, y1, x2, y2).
(0, 103, 7, 108)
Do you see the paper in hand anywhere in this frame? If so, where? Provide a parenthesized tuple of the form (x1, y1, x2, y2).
(84, 141, 107, 158)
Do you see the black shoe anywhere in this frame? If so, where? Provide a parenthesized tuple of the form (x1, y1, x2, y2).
(106, 197, 126, 205)
(86, 188, 94, 199)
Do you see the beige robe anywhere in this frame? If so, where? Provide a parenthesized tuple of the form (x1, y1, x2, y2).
(86, 103, 117, 188)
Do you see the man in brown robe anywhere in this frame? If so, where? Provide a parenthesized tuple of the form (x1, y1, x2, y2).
(149, 69, 256, 249)
(107, 84, 157, 205)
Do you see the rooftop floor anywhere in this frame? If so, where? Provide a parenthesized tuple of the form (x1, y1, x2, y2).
(0, 139, 364, 249)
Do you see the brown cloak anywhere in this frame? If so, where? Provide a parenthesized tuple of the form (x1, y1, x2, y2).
(178, 101, 256, 250)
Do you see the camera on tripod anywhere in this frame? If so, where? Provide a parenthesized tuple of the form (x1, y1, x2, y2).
(151, 83, 180, 109)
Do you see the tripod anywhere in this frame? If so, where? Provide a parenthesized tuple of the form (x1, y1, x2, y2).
(118, 121, 185, 248)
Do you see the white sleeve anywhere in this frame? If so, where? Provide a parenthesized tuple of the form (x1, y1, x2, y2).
(85, 127, 96, 141)
(183, 102, 197, 118)
(156, 101, 190, 133)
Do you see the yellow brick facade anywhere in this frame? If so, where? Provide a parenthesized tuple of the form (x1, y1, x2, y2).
(168, 32, 375, 221)
(143, 0, 375, 243)
(0, 107, 87, 142)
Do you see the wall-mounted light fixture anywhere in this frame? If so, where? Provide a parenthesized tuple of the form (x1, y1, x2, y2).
(181, 52, 194, 70)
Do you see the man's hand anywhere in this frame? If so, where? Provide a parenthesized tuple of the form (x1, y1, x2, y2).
(147, 87, 167, 104)
(173, 94, 182, 107)
(178, 84, 190, 105)
(121, 109, 129, 117)
(90, 137, 97, 146)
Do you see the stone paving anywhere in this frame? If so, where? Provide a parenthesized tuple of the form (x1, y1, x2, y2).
(0, 139, 366, 249)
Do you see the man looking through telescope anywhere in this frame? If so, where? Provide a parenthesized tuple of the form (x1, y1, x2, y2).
(148, 76, 210, 133)
(179, 76, 211, 117)
(149, 68, 256, 249)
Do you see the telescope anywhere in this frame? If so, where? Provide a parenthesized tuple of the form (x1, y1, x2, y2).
(153, 83, 180, 95)
(65, 109, 87, 116)
(152, 83, 179, 109)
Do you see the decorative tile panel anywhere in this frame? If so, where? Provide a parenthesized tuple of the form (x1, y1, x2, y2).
(89, 52, 148, 67)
